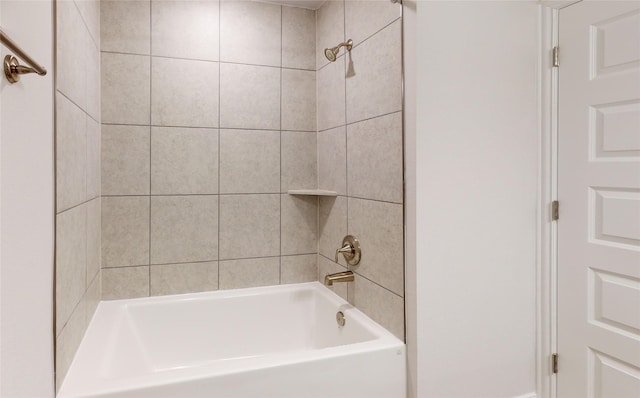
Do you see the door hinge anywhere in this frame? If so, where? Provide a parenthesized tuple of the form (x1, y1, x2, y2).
(552, 200, 559, 221)
(552, 353, 559, 374)
(552, 46, 559, 67)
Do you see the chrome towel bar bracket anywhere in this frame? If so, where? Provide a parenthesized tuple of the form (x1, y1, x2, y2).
(0, 28, 47, 84)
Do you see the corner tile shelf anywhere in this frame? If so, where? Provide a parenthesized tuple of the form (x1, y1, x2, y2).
(287, 189, 338, 197)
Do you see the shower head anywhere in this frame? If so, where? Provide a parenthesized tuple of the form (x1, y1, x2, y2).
(324, 47, 338, 62)
(324, 39, 353, 62)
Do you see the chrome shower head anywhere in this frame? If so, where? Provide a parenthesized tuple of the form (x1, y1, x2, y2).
(323, 39, 353, 62)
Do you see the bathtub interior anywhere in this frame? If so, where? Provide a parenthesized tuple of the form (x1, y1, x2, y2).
(77, 282, 388, 383)
(104, 286, 372, 378)
(59, 282, 406, 397)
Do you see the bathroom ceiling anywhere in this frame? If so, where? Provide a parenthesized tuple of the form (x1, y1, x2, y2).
(258, 0, 326, 10)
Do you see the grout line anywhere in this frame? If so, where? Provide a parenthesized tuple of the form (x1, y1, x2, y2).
(279, 5, 283, 285)
(345, 109, 403, 127)
(399, 5, 408, 343)
(342, 0, 349, 301)
(318, 253, 404, 299)
(101, 122, 315, 133)
(148, 0, 153, 296)
(345, 194, 403, 206)
(105, 253, 318, 268)
(101, 253, 316, 270)
(315, 6, 321, 284)
(83, 147, 89, 293)
(102, 193, 287, 197)
(53, 0, 59, 379)
(72, 0, 99, 52)
(55, 286, 82, 338)
(102, 264, 149, 271)
(217, 0, 221, 291)
(57, 230, 102, 338)
(56, 195, 100, 216)
(281, 252, 317, 258)
(316, 110, 403, 134)
(56, 89, 100, 125)
(87, 268, 100, 294)
(350, 16, 402, 52)
(99, 50, 315, 72)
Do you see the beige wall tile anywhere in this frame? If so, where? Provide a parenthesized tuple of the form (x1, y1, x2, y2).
(345, 20, 401, 124)
(219, 257, 280, 290)
(317, 57, 346, 131)
(150, 261, 218, 296)
(348, 197, 403, 296)
(152, 0, 219, 61)
(317, 126, 346, 195)
(102, 196, 150, 267)
(219, 63, 280, 130)
(101, 125, 150, 196)
(219, 129, 280, 194)
(85, 34, 101, 122)
(85, 271, 101, 325)
(282, 6, 315, 70)
(281, 254, 317, 284)
(56, 204, 87, 336)
(150, 196, 219, 264)
(101, 53, 150, 125)
(318, 196, 347, 263)
(151, 57, 219, 128)
(151, 127, 218, 195)
(317, 254, 348, 300)
(76, 0, 101, 48)
(281, 195, 318, 255)
(55, 297, 86, 391)
(220, 0, 281, 66)
(102, 266, 150, 300)
(282, 69, 316, 132)
(86, 117, 101, 200)
(281, 131, 317, 192)
(56, 93, 87, 212)
(219, 194, 280, 260)
(57, 0, 101, 388)
(316, 0, 345, 70)
(86, 197, 101, 284)
(345, 0, 401, 47)
(348, 273, 404, 340)
(347, 112, 403, 203)
(101, 0, 150, 54)
(57, 0, 87, 108)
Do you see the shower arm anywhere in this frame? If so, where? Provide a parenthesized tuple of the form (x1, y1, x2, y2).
(324, 39, 354, 62)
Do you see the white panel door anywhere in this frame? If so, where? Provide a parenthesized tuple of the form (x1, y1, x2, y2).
(558, 1, 640, 397)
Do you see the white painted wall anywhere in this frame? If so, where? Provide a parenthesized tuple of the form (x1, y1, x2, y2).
(0, 0, 55, 396)
(412, 2, 539, 397)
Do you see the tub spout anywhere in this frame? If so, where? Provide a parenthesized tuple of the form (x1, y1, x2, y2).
(324, 271, 354, 286)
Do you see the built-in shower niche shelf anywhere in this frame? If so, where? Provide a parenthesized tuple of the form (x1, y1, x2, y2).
(287, 189, 338, 197)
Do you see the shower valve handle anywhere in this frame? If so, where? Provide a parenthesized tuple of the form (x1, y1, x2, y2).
(334, 235, 361, 266)
(335, 244, 354, 263)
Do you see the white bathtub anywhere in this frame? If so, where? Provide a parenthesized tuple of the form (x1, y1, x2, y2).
(58, 282, 406, 398)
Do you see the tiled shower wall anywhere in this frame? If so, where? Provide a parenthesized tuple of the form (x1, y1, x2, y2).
(99, 0, 318, 299)
(315, 0, 404, 339)
(55, 0, 101, 387)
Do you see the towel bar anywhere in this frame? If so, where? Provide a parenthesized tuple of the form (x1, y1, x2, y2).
(1, 28, 47, 83)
